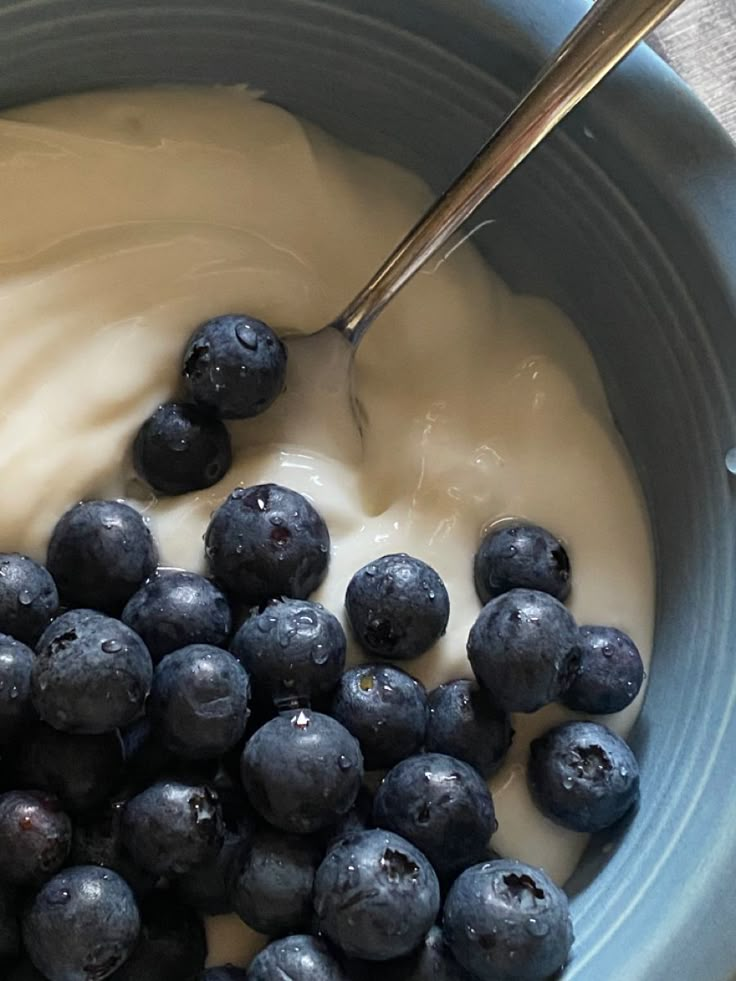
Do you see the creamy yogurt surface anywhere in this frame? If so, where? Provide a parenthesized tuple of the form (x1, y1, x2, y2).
(0, 86, 655, 967)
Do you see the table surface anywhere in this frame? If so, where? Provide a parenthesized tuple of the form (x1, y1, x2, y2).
(653, 0, 736, 138)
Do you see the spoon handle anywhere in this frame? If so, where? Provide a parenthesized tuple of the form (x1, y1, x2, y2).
(332, 0, 685, 345)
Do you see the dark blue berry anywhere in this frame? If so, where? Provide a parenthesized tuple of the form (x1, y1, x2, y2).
(562, 625, 645, 714)
(231, 599, 345, 707)
(373, 753, 496, 883)
(247, 935, 348, 981)
(467, 588, 579, 713)
(122, 570, 232, 663)
(150, 645, 250, 759)
(328, 785, 374, 845)
(0, 554, 58, 645)
(0, 884, 19, 960)
(426, 679, 512, 778)
(0, 790, 71, 886)
(329, 664, 427, 770)
(201, 967, 248, 981)
(33, 609, 153, 734)
(133, 402, 232, 496)
(240, 710, 362, 834)
(0, 635, 35, 743)
(473, 523, 571, 605)
(47, 500, 157, 614)
(71, 797, 155, 897)
(345, 554, 449, 660)
(314, 829, 440, 961)
(183, 314, 287, 419)
(528, 720, 640, 832)
(205, 484, 330, 603)
(348, 925, 472, 981)
(122, 781, 224, 877)
(230, 827, 323, 935)
(15, 724, 124, 813)
(23, 865, 140, 981)
(443, 859, 573, 981)
(108, 891, 207, 981)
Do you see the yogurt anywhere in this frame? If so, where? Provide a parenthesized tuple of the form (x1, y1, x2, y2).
(0, 86, 655, 967)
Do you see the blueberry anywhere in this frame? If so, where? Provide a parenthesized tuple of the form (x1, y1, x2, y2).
(329, 664, 427, 770)
(205, 484, 330, 604)
(425, 679, 512, 778)
(122, 570, 232, 663)
(0, 883, 19, 960)
(443, 859, 573, 981)
(373, 753, 496, 883)
(0, 554, 58, 645)
(314, 829, 440, 961)
(15, 724, 124, 813)
(0, 635, 35, 743)
(0, 790, 71, 886)
(71, 797, 155, 897)
(230, 827, 323, 935)
(348, 925, 472, 981)
(328, 785, 374, 845)
(473, 523, 571, 605)
(150, 645, 250, 760)
(133, 402, 232, 497)
(467, 588, 579, 713)
(23, 866, 140, 981)
(33, 609, 153, 734)
(562, 625, 645, 714)
(122, 781, 224, 877)
(231, 599, 345, 707)
(345, 554, 449, 660)
(182, 314, 287, 419)
(200, 968, 248, 981)
(108, 891, 207, 981)
(528, 720, 640, 832)
(247, 935, 348, 981)
(47, 500, 157, 614)
(240, 710, 362, 834)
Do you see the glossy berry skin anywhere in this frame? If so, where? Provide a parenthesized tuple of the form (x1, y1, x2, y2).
(348, 925, 472, 981)
(329, 664, 427, 770)
(231, 599, 345, 707)
(467, 588, 579, 713)
(443, 859, 573, 981)
(373, 753, 496, 883)
(0, 634, 36, 743)
(182, 314, 287, 419)
(46, 500, 157, 614)
(22, 865, 140, 981)
(240, 710, 362, 834)
(528, 720, 640, 832)
(314, 829, 440, 961)
(247, 935, 349, 981)
(0, 790, 71, 886)
(0, 553, 58, 645)
(562, 625, 645, 714)
(474, 523, 571, 605)
(33, 609, 153, 735)
(133, 401, 232, 497)
(15, 724, 124, 813)
(230, 828, 323, 935)
(150, 645, 250, 759)
(345, 554, 449, 660)
(122, 781, 224, 877)
(205, 483, 330, 604)
(426, 679, 512, 778)
(122, 570, 232, 663)
(108, 891, 207, 981)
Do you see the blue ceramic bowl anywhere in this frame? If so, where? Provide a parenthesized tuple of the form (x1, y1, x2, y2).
(1, 1, 735, 977)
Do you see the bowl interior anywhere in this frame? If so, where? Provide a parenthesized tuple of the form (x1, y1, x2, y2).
(2, 0, 736, 978)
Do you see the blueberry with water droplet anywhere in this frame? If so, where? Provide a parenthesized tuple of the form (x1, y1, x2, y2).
(562, 625, 644, 714)
(248, 934, 349, 981)
(133, 401, 232, 496)
(474, 523, 571, 605)
(0, 553, 58, 646)
(443, 859, 573, 981)
(182, 314, 287, 419)
(0, 634, 36, 742)
(528, 720, 640, 832)
(231, 598, 345, 707)
(346, 553, 449, 660)
(0, 790, 71, 887)
(425, 678, 512, 778)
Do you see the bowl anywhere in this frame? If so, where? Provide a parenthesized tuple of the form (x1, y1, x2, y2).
(1, 0, 735, 978)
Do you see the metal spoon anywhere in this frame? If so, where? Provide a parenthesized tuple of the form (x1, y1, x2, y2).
(307, 0, 684, 360)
